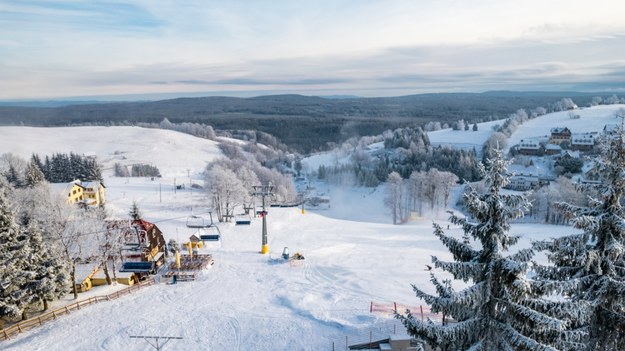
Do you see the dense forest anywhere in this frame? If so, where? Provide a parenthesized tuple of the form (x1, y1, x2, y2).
(1, 91, 619, 153)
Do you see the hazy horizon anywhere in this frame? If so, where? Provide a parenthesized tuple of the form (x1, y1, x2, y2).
(2, 1, 625, 100)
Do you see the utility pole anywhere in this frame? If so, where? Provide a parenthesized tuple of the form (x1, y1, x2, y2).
(252, 184, 274, 254)
(129, 335, 182, 350)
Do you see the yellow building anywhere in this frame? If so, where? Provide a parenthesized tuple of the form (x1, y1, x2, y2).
(82, 181, 106, 206)
(49, 180, 106, 207)
(49, 181, 86, 205)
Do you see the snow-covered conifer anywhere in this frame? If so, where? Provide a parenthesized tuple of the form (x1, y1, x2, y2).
(24, 158, 46, 188)
(533, 124, 625, 350)
(23, 222, 70, 311)
(0, 181, 35, 320)
(129, 201, 142, 221)
(397, 149, 568, 351)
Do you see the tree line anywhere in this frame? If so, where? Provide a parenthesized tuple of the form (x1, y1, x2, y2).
(316, 127, 480, 189)
(2, 153, 102, 188)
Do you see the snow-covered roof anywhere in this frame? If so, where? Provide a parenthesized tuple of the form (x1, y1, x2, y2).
(82, 181, 105, 189)
(571, 133, 596, 145)
(550, 127, 570, 134)
(545, 144, 561, 151)
(48, 181, 84, 197)
(518, 139, 540, 149)
(74, 264, 99, 283)
(562, 150, 580, 158)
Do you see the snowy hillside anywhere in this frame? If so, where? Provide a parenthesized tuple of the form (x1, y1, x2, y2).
(427, 120, 501, 152)
(0, 126, 222, 177)
(508, 104, 625, 148)
(0, 125, 584, 350)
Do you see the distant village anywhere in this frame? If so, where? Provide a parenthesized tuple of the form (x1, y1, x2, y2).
(506, 123, 617, 191)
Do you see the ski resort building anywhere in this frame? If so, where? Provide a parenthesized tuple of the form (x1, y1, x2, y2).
(118, 219, 167, 278)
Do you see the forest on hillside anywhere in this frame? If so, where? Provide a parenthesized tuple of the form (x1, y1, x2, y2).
(1, 92, 621, 153)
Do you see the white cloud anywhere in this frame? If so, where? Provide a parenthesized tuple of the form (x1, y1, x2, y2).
(1, 0, 625, 99)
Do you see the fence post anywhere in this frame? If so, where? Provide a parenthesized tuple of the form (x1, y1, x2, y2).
(370, 301, 373, 313)
(332, 341, 335, 351)
(420, 305, 424, 321)
(3, 328, 8, 340)
(52, 311, 56, 319)
(394, 323, 396, 335)
(394, 302, 397, 313)
(369, 330, 372, 349)
(38, 317, 42, 326)
(345, 335, 348, 351)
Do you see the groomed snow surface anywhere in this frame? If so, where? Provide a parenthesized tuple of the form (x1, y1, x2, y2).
(0, 111, 602, 350)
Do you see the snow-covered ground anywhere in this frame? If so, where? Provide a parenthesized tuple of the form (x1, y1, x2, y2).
(427, 120, 502, 154)
(507, 104, 625, 150)
(0, 126, 582, 350)
(0, 126, 222, 177)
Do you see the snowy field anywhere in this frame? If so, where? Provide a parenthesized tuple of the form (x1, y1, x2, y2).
(0, 126, 582, 350)
(507, 104, 625, 149)
(427, 120, 502, 153)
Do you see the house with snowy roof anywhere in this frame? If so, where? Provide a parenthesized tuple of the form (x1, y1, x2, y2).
(49, 179, 106, 207)
(49, 181, 86, 205)
(516, 139, 542, 156)
(544, 144, 562, 156)
(549, 127, 572, 145)
(571, 133, 596, 151)
(118, 219, 167, 278)
(82, 181, 106, 207)
(581, 161, 602, 184)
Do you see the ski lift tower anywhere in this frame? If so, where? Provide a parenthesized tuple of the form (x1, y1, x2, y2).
(252, 184, 274, 254)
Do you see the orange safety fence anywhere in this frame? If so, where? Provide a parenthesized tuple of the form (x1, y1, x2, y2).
(370, 301, 442, 322)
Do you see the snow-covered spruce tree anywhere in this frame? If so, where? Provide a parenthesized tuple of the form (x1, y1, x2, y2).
(24, 158, 46, 188)
(0, 180, 35, 320)
(533, 125, 625, 350)
(397, 149, 568, 351)
(23, 222, 70, 311)
(129, 201, 142, 221)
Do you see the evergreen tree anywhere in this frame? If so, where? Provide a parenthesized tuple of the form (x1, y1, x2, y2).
(397, 149, 567, 350)
(129, 201, 142, 221)
(24, 158, 46, 188)
(85, 158, 103, 181)
(533, 125, 625, 350)
(0, 181, 34, 320)
(4, 164, 21, 188)
(23, 222, 70, 311)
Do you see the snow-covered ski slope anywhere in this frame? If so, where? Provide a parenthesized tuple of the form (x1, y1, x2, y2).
(0, 125, 580, 350)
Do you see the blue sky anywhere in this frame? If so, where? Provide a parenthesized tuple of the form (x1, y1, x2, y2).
(1, 0, 625, 100)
